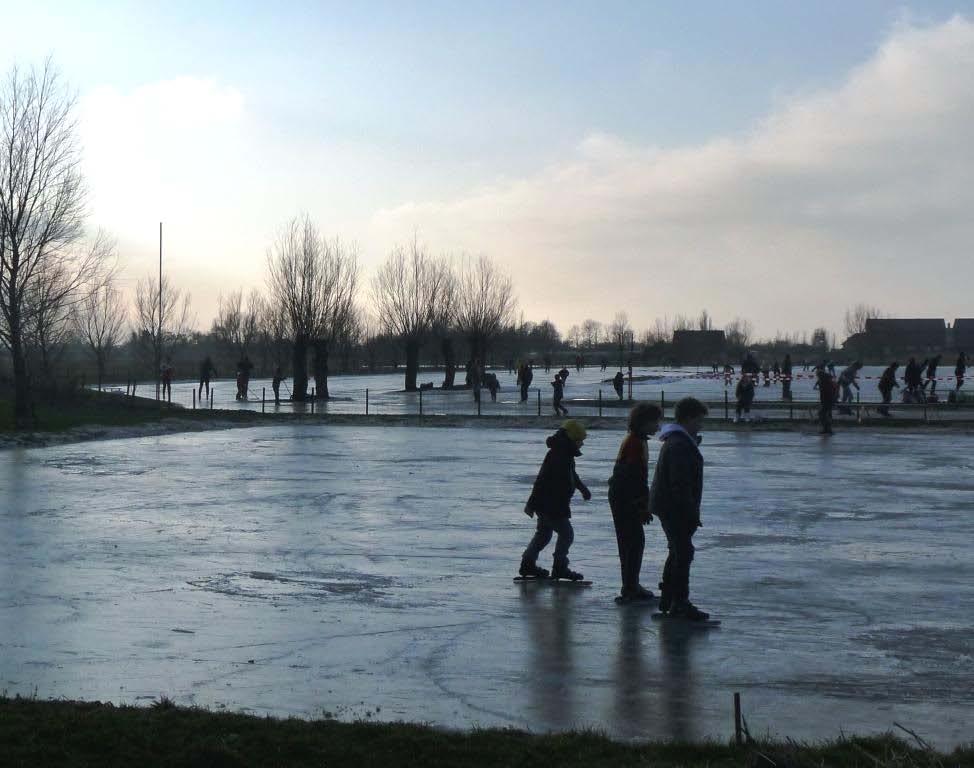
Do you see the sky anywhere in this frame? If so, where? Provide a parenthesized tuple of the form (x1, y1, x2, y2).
(2, 0, 974, 339)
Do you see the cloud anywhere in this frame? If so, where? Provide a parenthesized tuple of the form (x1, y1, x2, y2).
(372, 16, 974, 338)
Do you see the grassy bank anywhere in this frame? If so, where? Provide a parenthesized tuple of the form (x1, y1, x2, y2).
(1, 697, 970, 768)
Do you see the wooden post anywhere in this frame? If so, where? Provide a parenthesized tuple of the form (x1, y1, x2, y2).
(734, 692, 743, 746)
(857, 389, 861, 424)
(598, 389, 602, 417)
(419, 388, 423, 417)
(210, 389, 214, 410)
(366, 388, 369, 415)
(262, 387, 266, 414)
(661, 390, 665, 413)
(311, 387, 316, 415)
(724, 390, 729, 421)
(477, 388, 481, 417)
(537, 388, 541, 416)
(192, 389, 196, 410)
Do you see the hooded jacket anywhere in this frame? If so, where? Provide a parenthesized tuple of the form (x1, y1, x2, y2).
(608, 431, 649, 518)
(525, 428, 589, 519)
(648, 424, 703, 529)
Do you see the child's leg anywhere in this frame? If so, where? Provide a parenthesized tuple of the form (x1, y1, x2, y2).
(550, 517, 575, 571)
(522, 515, 554, 565)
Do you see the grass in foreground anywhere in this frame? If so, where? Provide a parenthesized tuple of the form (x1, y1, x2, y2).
(1, 697, 971, 768)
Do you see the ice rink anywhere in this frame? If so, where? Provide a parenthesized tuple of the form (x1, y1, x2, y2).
(2, 424, 973, 746)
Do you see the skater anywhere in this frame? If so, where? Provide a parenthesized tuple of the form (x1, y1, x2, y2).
(814, 365, 836, 434)
(552, 372, 568, 416)
(558, 367, 570, 383)
(485, 372, 499, 401)
(956, 352, 966, 391)
(723, 363, 734, 386)
(903, 357, 923, 401)
(160, 357, 174, 401)
(519, 420, 592, 581)
(612, 370, 625, 401)
(519, 362, 533, 402)
(878, 362, 899, 417)
(198, 355, 217, 399)
(762, 363, 771, 387)
(734, 371, 755, 423)
(236, 354, 254, 400)
(781, 354, 793, 401)
(772, 359, 780, 383)
(649, 397, 710, 620)
(272, 366, 286, 404)
(837, 361, 862, 415)
(601, 357, 609, 372)
(925, 355, 941, 398)
(609, 403, 663, 603)
(543, 354, 552, 374)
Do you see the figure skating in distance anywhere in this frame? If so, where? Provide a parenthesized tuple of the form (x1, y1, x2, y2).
(649, 397, 718, 625)
(609, 403, 662, 604)
(516, 420, 592, 585)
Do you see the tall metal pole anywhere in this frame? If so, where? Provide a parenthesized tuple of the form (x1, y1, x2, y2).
(156, 222, 162, 400)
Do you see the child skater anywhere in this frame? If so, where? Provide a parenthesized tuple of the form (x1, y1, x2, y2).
(609, 403, 663, 603)
(519, 420, 591, 581)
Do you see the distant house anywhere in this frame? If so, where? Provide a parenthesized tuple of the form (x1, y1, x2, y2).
(952, 319, 974, 352)
(863, 318, 946, 355)
(672, 330, 727, 362)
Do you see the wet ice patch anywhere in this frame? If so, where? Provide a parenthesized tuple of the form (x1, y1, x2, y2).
(187, 569, 394, 602)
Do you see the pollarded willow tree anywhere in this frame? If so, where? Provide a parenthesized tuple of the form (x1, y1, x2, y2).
(266, 215, 358, 401)
(0, 61, 103, 425)
(372, 237, 453, 391)
(453, 254, 516, 367)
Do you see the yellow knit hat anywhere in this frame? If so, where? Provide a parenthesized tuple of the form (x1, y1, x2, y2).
(561, 419, 587, 443)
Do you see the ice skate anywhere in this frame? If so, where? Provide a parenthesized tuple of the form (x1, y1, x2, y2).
(517, 560, 549, 579)
(550, 565, 584, 582)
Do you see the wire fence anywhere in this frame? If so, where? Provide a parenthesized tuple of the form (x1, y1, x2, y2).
(104, 377, 974, 424)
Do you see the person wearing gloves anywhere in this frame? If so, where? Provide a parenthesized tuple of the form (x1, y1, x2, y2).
(649, 397, 710, 621)
(519, 420, 591, 581)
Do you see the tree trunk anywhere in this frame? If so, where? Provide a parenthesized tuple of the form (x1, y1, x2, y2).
(313, 339, 330, 399)
(404, 339, 420, 391)
(11, 326, 31, 429)
(292, 333, 309, 401)
(441, 337, 456, 389)
(96, 349, 105, 391)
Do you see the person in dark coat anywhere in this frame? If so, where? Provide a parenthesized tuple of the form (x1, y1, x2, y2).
(649, 397, 709, 620)
(612, 370, 625, 401)
(198, 356, 218, 399)
(878, 362, 899, 416)
(609, 403, 662, 603)
(272, 366, 286, 404)
(552, 373, 568, 415)
(837, 361, 862, 415)
(956, 352, 966, 392)
(735, 372, 756, 422)
(520, 420, 592, 581)
(520, 362, 533, 402)
(236, 355, 254, 400)
(815, 366, 836, 434)
(781, 354, 793, 401)
(925, 355, 941, 397)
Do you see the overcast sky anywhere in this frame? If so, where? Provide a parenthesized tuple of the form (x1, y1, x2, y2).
(3, 1, 973, 338)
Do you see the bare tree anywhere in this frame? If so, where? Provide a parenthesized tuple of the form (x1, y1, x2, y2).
(567, 324, 582, 350)
(372, 237, 452, 391)
(698, 309, 713, 331)
(581, 319, 602, 348)
(673, 314, 694, 332)
(213, 288, 262, 359)
(724, 317, 754, 351)
(0, 61, 93, 425)
(453, 254, 516, 365)
(266, 215, 358, 401)
(844, 303, 882, 338)
(608, 312, 631, 368)
(133, 274, 194, 384)
(74, 281, 127, 390)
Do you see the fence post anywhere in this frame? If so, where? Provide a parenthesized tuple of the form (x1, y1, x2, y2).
(923, 399, 927, 423)
(419, 388, 423, 417)
(661, 390, 665, 413)
(477, 389, 481, 417)
(210, 389, 214, 410)
(537, 388, 541, 417)
(734, 692, 743, 746)
(725, 390, 729, 421)
(599, 389, 602, 417)
(311, 387, 316, 415)
(789, 399, 793, 421)
(857, 390, 861, 424)
(193, 389, 196, 410)
(262, 387, 266, 414)
(366, 388, 369, 415)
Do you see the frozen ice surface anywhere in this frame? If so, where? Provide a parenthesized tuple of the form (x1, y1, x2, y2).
(2, 425, 973, 746)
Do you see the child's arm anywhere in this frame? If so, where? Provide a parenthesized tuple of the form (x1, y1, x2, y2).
(572, 469, 591, 501)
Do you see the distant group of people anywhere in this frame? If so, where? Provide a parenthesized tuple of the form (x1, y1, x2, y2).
(520, 398, 712, 620)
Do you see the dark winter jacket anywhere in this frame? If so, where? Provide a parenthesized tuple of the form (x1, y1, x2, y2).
(525, 429, 589, 519)
(816, 371, 837, 405)
(648, 425, 703, 530)
(608, 433, 649, 520)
